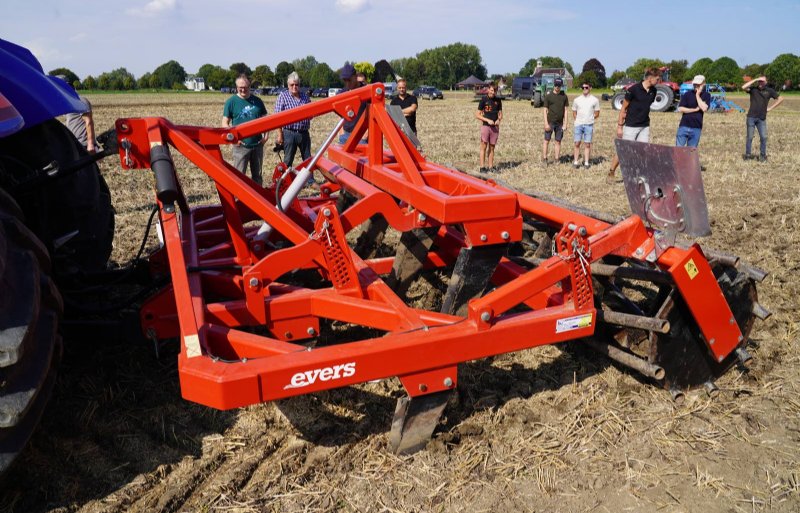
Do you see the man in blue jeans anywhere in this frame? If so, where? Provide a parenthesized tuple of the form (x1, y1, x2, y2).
(742, 76, 784, 162)
(676, 75, 710, 147)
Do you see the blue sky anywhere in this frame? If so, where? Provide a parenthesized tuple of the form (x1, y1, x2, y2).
(1, 0, 798, 79)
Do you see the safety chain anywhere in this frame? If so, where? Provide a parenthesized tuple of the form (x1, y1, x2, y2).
(310, 219, 332, 246)
(551, 233, 592, 277)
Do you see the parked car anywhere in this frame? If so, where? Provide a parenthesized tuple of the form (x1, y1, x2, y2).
(312, 87, 328, 97)
(413, 86, 443, 100)
(328, 87, 342, 96)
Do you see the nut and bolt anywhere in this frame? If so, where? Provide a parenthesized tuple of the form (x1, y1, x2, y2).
(635, 248, 644, 256)
(501, 231, 510, 240)
(248, 277, 260, 288)
(443, 377, 453, 388)
(346, 109, 355, 118)
(480, 311, 491, 322)
(480, 234, 488, 242)
(376, 87, 383, 95)
(322, 208, 332, 217)
(578, 227, 588, 236)
(709, 337, 716, 345)
(418, 383, 428, 392)
(418, 213, 426, 223)
(307, 327, 316, 336)
(225, 133, 235, 141)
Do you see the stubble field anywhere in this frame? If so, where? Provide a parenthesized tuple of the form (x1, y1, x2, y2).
(3, 91, 800, 513)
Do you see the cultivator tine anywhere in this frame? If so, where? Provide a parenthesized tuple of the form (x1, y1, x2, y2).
(441, 244, 507, 316)
(385, 227, 438, 299)
(389, 391, 451, 455)
(353, 215, 389, 259)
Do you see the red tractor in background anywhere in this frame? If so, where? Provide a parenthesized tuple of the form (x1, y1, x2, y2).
(611, 67, 681, 112)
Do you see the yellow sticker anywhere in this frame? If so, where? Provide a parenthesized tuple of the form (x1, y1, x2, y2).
(685, 259, 699, 280)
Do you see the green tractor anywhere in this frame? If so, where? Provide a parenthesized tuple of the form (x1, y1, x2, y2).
(531, 73, 566, 107)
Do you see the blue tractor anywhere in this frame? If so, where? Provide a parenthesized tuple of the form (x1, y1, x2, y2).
(0, 38, 115, 475)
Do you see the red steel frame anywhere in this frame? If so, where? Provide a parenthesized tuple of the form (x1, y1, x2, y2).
(116, 84, 743, 410)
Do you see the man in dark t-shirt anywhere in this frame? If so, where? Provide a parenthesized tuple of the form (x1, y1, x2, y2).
(542, 78, 569, 164)
(607, 67, 659, 182)
(390, 79, 418, 134)
(742, 76, 784, 161)
(676, 75, 711, 147)
(474, 83, 503, 172)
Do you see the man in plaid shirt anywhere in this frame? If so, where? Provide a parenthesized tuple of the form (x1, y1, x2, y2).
(275, 72, 312, 168)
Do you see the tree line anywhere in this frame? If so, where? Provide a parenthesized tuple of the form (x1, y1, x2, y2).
(50, 45, 800, 92)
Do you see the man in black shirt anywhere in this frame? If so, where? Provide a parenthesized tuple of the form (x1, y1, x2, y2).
(742, 76, 784, 161)
(475, 83, 503, 172)
(676, 75, 711, 147)
(390, 79, 418, 134)
(542, 78, 569, 165)
(607, 67, 659, 182)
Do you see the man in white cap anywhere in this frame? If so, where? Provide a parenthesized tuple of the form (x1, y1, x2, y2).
(741, 75, 784, 161)
(675, 75, 711, 147)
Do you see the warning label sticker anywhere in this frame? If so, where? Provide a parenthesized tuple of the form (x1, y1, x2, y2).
(685, 259, 699, 280)
(556, 313, 593, 333)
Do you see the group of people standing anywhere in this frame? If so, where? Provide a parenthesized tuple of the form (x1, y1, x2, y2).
(216, 64, 785, 189)
(472, 67, 784, 181)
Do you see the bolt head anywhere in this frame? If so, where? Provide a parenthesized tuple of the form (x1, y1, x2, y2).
(322, 208, 332, 217)
(346, 110, 355, 118)
(501, 231, 510, 240)
(418, 213, 426, 222)
(248, 277, 259, 288)
(307, 327, 316, 336)
(709, 337, 716, 345)
(480, 311, 491, 322)
(226, 133, 235, 141)
(418, 383, 428, 392)
(376, 87, 383, 95)
(635, 248, 644, 256)
(443, 377, 453, 388)
(480, 234, 488, 242)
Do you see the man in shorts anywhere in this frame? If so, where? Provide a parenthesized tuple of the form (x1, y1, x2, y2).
(475, 83, 502, 172)
(571, 82, 600, 169)
(607, 67, 659, 182)
(542, 78, 569, 165)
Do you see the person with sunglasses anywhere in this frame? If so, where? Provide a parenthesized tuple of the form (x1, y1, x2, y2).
(275, 72, 312, 168)
(571, 82, 600, 169)
(542, 78, 569, 165)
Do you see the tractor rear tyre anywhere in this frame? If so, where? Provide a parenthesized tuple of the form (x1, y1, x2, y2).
(611, 92, 626, 111)
(651, 85, 674, 112)
(532, 91, 543, 108)
(0, 190, 62, 476)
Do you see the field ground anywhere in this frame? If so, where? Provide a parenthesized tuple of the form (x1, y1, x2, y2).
(3, 91, 799, 513)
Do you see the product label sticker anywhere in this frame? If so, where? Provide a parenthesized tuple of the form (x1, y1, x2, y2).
(685, 259, 699, 280)
(556, 313, 593, 333)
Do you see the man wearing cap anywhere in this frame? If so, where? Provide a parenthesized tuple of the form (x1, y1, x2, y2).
(742, 76, 784, 162)
(607, 67, 659, 182)
(571, 82, 600, 168)
(222, 74, 268, 185)
(57, 75, 99, 154)
(475, 82, 503, 172)
(675, 75, 711, 148)
(542, 78, 569, 165)
(337, 63, 366, 143)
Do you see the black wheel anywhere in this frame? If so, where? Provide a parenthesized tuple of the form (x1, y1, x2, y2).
(0, 189, 62, 476)
(651, 85, 674, 112)
(513, 93, 519, 101)
(612, 92, 626, 111)
(533, 91, 543, 108)
(0, 119, 115, 277)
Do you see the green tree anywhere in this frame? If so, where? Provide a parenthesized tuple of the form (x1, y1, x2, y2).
(207, 67, 235, 90)
(686, 57, 713, 80)
(138, 72, 152, 89)
(252, 65, 276, 87)
(82, 75, 96, 90)
(519, 57, 574, 78)
(122, 75, 136, 90)
(708, 57, 741, 86)
(153, 60, 186, 89)
(609, 70, 626, 85)
(354, 62, 375, 82)
(666, 59, 688, 84)
(291, 55, 318, 83)
(307, 63, 338, 88)
(742, 62, 768, 80)
(417, 42, 486, 89)
(765, 53, 800, 88)
(97, 74, 110, 90)
(229, 62, 252, 77)
(48, 67, 79, 86)
(581, 58, 607, 87)
(576, 70, 601, 89)
(626, 58, 666, 80)
(275, 61, 295, 87)
(197, 63, 219, 81)
(390, 57, 424, 86)
(148, 73, 160, 89)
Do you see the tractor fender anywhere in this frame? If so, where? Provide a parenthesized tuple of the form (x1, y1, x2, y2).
(0, 38, 87, 134)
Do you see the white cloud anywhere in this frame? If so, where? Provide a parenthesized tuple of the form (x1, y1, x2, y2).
(125, 0, 178, 17)
(22, 38, 69, 71)
(335, 0, 370, 13)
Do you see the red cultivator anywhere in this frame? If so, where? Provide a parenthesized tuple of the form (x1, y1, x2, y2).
(116, 84, 767, 453)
